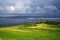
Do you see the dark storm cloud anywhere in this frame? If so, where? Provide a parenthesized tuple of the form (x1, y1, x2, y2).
(51, 0, 60, 10)
(0, 0, 60, 18)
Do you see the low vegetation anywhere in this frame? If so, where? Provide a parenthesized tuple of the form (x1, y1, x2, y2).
(0, 21, 60, 40)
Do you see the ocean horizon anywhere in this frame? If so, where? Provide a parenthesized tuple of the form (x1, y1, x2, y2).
(0, 18, 60, 27)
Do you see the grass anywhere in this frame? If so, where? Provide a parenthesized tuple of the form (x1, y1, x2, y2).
(0, 23, 60, 40)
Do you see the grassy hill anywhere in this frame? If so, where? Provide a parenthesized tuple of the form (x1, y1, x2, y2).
(0, 23, 60, 40)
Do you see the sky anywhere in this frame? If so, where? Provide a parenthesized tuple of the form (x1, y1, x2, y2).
(0, 0, 60, 17)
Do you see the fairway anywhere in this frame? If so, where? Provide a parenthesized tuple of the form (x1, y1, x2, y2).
(0, 23, 60, 40)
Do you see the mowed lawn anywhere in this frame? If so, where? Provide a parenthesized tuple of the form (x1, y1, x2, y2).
(0, 23, 60, 40)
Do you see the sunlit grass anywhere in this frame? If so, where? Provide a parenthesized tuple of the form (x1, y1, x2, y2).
(0, 23, 60, 40)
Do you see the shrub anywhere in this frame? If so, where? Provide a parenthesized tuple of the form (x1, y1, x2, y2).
(33, 24, 37, 26)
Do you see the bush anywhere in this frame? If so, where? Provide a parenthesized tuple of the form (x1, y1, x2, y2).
(45, 21, 59, 25)
(23, 24, 33, 27)
(58, 24, 60, 27)
(33, 24, 37, 26)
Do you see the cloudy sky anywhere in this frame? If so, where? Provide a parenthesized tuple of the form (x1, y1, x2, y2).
(0, 0, 60, 17)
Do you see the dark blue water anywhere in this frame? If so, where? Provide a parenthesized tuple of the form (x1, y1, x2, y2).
(0, 18, 60, 27)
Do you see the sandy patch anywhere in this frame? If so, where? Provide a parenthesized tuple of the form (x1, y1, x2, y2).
(28, 27, 38, 28)
(16, 30, 30, 32)
(5, 28, 31, 32)
(0, 37, 3, 40)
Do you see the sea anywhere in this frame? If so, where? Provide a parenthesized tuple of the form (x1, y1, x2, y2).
(0, 18, 60, 27)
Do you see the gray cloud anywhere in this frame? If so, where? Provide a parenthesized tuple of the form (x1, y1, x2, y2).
(0, 0, 59, 14)
(44, 5, 58, 13)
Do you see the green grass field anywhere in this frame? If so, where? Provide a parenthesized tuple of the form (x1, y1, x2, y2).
(0, 23, 60, 40)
